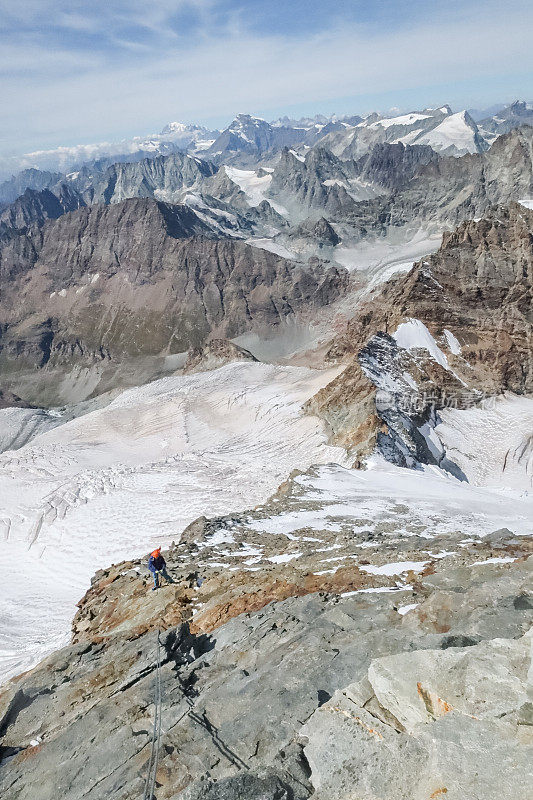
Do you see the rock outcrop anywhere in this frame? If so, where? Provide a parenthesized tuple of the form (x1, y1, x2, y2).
(301, 630, 532, 800)
(0, 494, 531, 800)
(183, 339, 258, 373)
(288, 216, 341, 248)
(310, 202, 533, 464)
(0, 389, 32, 409)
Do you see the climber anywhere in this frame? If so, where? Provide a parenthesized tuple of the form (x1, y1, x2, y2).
(148, 547, 173, 590)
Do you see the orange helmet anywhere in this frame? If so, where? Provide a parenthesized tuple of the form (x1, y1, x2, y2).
(151, 548, 161, 558)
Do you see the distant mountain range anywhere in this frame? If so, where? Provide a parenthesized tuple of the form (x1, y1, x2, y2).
(2, 100, 533, 187)
(1, 111, 533, 406)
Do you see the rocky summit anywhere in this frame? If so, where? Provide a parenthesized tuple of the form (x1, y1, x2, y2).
(1, 91, 533, 800)
(0, 471, 531, 799)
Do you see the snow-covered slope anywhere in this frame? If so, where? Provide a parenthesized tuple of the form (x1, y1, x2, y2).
(248, 458, 533, 542)
(0, 362, 348, 684)
(435, 394, 533, 491)
(224, 165, 288, 215)
(403, 110, 487, 155)
(318, 106, 489, 159)
(368, 112, 433, 130)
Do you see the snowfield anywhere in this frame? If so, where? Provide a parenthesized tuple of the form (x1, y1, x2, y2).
(436, 394, 533, 491)
(369, 112, 431, 129)
(0, 362, 348, 684)
(1, 361, 531, 688)
(224, 165, 288, 216)
(245, 459, 533, 543)
(402, 111, 480, 154)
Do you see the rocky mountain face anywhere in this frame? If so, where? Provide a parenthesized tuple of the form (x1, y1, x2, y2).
(352, 142, 440, 191)
(328, 125, 533, 238)
(0, 198, 348, 403)
(0, 168, 62, 204)
(481, 100, 533, 137)
(386, 125, 533, 227)
(0, 153, 218, 230)
(267, 147, 359, 220)
(212, 125, 533, 236)
(0, 459, 531, 800)
(0, 184, 85, 229)
(83, 152, 218, 205)
(206, 114, 306, 162)
(309, 201, 533, 467)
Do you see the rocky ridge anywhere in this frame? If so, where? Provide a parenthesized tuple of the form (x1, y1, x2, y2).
(308, 201, 533, 466)
(4, 125, 533, 243)
(0, 458, 531, 800)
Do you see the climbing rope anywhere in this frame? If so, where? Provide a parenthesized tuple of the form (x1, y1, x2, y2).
(143, 630, 162, 800)
(141, 625, 249, 798)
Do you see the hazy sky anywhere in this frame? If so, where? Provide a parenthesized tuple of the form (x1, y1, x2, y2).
(2, 0, 533, 157)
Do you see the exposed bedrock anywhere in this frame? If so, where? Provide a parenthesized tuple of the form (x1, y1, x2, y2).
(0, 553, 531, 800)
(0, 419, 531, 799)
(310, 201, 533, 464)
(0, 198, 348, 403)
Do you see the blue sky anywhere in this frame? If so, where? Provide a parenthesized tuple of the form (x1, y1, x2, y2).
(1, 0, 533, 158)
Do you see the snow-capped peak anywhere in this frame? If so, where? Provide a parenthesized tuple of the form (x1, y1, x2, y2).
(423, 104, 453, 115)
(391, 109, 487, 156)
(229, 114, 270, 130)
(159, 121, 195, 135)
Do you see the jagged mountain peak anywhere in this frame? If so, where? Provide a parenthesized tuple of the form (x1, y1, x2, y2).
(508, 99, 533, 114)
(224, 113, 273, 142)
(422, 104, 453, 115)
(231, 113, 269, 125)
(207, 116, 307, 160)
(479, 101, 533, 138)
